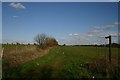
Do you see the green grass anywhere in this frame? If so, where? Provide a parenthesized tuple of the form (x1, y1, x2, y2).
(2, 45, 119, 79)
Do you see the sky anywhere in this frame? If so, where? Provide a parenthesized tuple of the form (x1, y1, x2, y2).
(0, 1, 2, 44)
(2, 2, 120, 45)
(2, 0, 120, 2)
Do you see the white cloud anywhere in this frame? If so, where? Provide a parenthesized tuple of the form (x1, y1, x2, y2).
(88, 29, 103, 35)
(68, 32, 95, 45)
(2, 39, 32, 44)
(94, 26, 101, 29)
(102, 25, 114, 29)
(94, 25, 114, 30)
(98, 31, 119, 37)
(74, 33, 79, 36)
(87, 34, 93, 37)
(80, 35, 90, 41)
(109, 0, 120, 2)
(88, 25, 114, 36)
(69, 33, 79, 36)
(56, 40, 59, 42)
(69, 33, 72, 36)
(12, 16, 19, 18)
(92, 29, 103, 33)
(62, 22, 118, 45)
(114, 22, 120, 25)
(9, 2, 26, 9)
(110, 32, 119, 37)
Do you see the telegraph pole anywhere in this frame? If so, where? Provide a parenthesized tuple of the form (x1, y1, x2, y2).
(105, 35, 111, 63)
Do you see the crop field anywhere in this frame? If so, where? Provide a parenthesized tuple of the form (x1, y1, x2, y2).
(2, 45, 119, 79)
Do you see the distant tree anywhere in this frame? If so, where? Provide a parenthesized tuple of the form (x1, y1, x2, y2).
(111, 43, 119, 47)
(34, 33, 48, 48)
(46, 37, 58, 47)
(28, 43, 30, 45)
(34, 43, 36, 45)
(16, 42, 20, 45)
(63, 44, 66, 46)
(34, 33, 58, 49)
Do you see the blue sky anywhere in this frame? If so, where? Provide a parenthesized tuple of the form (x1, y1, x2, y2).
(0, 2, 2, 43)
(2, 2, 119, 45)
(2, 0, 120, 2)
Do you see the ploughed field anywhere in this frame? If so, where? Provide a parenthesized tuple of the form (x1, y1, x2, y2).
(2, 44, 119, 79)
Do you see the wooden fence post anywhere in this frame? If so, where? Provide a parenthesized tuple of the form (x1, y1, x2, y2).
(105, 35, 111, 63)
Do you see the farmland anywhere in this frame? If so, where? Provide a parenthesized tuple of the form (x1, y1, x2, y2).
(2, 44, 119, 79)
(2, 2, 120, 80)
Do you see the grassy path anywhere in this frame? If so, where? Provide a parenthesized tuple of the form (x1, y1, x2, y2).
(2, 46, 119, 79)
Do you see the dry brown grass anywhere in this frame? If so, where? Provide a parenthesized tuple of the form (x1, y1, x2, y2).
(3, 45, 52, 67)
(87, 57, 119, 78)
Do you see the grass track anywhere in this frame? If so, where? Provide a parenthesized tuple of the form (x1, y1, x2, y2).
(2, 45, 119, 79)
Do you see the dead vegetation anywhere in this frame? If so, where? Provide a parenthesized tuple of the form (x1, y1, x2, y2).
(3, 45, 52, 68)
(85, 57, 119, 78)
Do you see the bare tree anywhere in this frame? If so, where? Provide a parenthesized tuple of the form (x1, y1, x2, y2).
(34, 33, 48, 48)
(34, 33, 58, 49)
(35, 34, 46, 45)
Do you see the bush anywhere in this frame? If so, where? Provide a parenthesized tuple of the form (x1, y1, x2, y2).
(34, 33, 58, 49)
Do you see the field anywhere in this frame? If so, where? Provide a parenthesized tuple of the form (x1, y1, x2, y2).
(2, 45, 119, 79)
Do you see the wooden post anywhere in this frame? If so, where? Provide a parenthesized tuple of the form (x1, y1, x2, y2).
(1, 48, 4, 58)
(105, 35, 111, 63)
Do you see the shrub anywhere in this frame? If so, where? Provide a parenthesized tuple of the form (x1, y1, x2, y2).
(34, 33, 58, 49)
